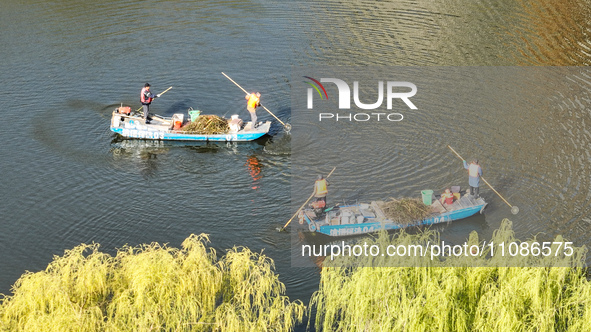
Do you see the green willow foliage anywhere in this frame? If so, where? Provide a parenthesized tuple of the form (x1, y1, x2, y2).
(311, 219, 591, 332)
(0, 234, 304, 332)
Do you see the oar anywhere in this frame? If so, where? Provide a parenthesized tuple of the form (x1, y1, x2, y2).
(221, 72, 292, 132)
(448, 145, 519, 214)
(277, 167, 336, 232)
(135, 86, 173, 113)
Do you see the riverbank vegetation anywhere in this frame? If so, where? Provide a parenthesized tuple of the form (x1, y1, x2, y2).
(311, 219, 591, 331)
(0, 234, 304, 331)
(2, 221, 591, 331)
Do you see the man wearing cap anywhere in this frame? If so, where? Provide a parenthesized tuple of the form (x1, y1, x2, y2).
(245, 92, 261, 129)
(140, 83, 158, 124)
(463, 159, 483, 197)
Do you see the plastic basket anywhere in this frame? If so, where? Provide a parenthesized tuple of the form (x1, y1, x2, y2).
(188, 110, 201, 122)
(421, 190, 434, 206)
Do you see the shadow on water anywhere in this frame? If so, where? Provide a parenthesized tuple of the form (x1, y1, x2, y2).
(31, 102, 113, 167)
(264, 132, 291, 156)
(67, 99, 112, 115)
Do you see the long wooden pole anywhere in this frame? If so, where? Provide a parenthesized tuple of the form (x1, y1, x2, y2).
(221, 72, 291, 131)
(448, 145, 519, 214)
(279, 167, 336, 232)
(158, 86, 173, 97)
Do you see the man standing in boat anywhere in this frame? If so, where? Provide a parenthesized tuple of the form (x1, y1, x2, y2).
(311, 174, 329, 216)
(245, 92, 261, 129)
(140, 83, 158, 124)
(313, 175, 329, 204)
(463, 159, 483, 197)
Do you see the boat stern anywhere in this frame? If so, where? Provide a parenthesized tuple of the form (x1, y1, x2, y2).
(240, 121, 272, 134)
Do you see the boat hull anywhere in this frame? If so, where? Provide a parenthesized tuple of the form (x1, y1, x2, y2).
(110, 111, 271, 142)
(302, 194, 487, 237)
(110, 125, 269, 141)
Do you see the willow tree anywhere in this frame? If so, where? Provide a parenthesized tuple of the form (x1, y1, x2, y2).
(0, 234, 304, 331)
(311, 219, 591, 332)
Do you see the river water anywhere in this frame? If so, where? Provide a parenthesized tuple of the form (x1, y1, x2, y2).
(2, 0, 591, 319)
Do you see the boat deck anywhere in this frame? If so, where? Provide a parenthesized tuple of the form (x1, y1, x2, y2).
(422, 193, 486, 214)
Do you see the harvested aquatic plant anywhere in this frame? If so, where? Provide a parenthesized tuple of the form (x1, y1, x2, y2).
(381, 197, 432, 225)
(181, 115, 229, 134)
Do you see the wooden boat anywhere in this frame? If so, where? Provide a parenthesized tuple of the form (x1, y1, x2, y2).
(298, 190, 487, 237)
(110, 107, 271, 142)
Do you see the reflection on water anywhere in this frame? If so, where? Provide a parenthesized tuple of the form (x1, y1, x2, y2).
(510, 0, 591, 65)
(298, 0, 591, 67)
(245, 154, 263, 189)
(110, 139, 171, 179)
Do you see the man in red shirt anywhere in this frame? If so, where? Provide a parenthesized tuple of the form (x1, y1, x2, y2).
(140, 83, 159, 124)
